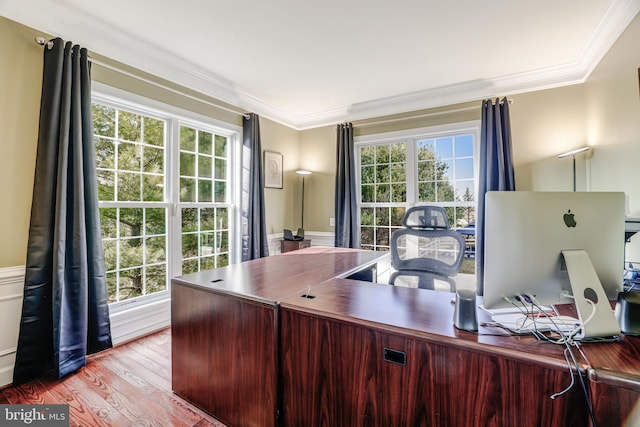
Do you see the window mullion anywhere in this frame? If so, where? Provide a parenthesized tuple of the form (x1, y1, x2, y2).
(230, 134, 242, 265)
(168, 118, 182, 278)
(406, 139, 417, 206)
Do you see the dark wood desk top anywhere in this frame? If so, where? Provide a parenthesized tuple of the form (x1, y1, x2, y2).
(281, 278, 589, 372)
(172, 247, 388, 305)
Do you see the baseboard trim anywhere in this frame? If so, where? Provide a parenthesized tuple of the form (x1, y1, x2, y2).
(109, 297, 171, 346)
(0, 355, 16, 389)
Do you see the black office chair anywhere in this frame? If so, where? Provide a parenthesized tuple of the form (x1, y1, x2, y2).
(389, 206, 466, 292)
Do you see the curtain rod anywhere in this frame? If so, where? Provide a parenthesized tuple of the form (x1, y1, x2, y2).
(345, 98, 513, 129)
(34, 36, 250, 120)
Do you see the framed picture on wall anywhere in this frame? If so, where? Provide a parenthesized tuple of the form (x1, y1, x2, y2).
(264, 150, 283, 189)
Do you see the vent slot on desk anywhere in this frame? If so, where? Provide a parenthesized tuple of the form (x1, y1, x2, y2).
(384, 348, 406, 365)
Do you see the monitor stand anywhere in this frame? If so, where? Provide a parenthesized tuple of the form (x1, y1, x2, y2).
(561, 249, 621, 340)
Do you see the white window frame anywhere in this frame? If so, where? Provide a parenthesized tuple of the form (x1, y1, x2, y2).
(92, 82, 242, 313)
(355, 121, 480, 245)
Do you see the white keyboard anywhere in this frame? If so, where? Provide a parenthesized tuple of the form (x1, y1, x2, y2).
(479, 304, 552, 316)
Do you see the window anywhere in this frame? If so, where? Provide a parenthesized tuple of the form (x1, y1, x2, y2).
(416, 134, 476, 224)
(357, 123, 478, 255)
(93, 90, 239, 306)
(178, 126, 231, 274)
(359, 142, 408, 252)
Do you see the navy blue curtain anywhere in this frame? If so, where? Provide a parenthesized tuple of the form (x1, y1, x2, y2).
(242, 113, 269, 260)
(335, 123, 359, 248)
(476, 98, 516, 295)
(13, 38, 112, 384)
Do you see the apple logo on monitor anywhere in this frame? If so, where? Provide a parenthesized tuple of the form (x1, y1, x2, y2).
(563, 209, 577, 227)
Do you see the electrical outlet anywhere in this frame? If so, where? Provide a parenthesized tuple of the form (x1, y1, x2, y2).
(329, 217, 335, 227)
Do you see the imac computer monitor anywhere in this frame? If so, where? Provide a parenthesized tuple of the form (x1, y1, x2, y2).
(483, 191, 625, 311)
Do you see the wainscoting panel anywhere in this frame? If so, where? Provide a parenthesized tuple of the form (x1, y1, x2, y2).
(0, 266, 25, 388)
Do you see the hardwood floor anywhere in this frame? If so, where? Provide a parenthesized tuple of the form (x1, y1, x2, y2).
(0, 328, 227, 427)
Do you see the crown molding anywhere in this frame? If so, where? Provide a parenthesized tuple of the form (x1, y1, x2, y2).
(329, 0, 640, 129)
(576, 0, 640, 77)
(2, 0, 638, 131)
(1, 2, 242, 106)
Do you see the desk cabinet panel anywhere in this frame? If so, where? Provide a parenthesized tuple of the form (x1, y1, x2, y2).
(280, 308, 587, 427)
(172, 284, 278, 427)
(589, 379, 640, 426)
(580, 334, 640, 425)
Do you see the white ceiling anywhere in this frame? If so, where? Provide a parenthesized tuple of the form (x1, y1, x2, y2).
(2, 0, 639, 129)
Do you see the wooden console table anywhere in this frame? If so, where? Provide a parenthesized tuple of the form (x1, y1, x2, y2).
(280, 238, 311, 253)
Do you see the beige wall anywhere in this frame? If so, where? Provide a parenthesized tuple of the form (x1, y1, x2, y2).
(509, 85, 589, 191)
(259, 119, 300, 234)
(0, 17, 42, 267)
(3, 11, 640, 266)
(298, 126, 336, 231)
(585, 13, 640, 201)
(583, 13, 640, 262)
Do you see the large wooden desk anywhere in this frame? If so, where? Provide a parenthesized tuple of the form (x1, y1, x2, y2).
(171, 247, 385, 427)
(172, 248, 640, 426)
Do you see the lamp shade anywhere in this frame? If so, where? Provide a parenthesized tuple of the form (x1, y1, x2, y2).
(557, 146, 592, 158)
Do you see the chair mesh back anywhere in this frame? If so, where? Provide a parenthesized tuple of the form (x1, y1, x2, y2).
(391, 231, 464, 277)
